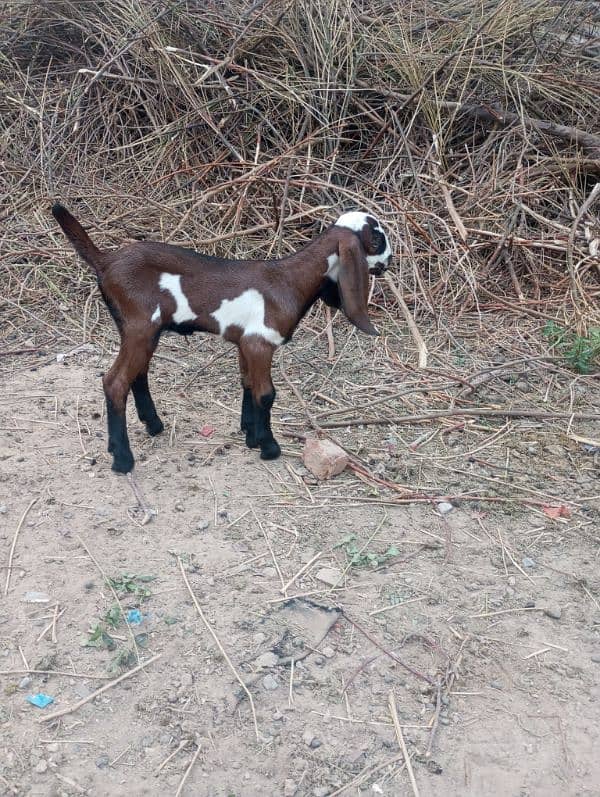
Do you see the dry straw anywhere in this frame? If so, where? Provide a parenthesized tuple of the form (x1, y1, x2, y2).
(1, 0, 599, 347)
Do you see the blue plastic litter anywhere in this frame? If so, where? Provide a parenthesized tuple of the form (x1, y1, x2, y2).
(26, 693, 54, 709)
(127, 609, 143, 625)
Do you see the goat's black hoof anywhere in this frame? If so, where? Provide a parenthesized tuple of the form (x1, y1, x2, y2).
(111, 451, 135, 473)
(260, 440, 281, 460)
(146, 417, 164, 436)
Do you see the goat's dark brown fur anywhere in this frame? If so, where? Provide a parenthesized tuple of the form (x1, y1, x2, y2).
(51, 203, 390, 472)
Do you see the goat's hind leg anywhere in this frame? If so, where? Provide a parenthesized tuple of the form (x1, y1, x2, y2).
(103, 331, 155, 473)
(132, 371, 163, 436)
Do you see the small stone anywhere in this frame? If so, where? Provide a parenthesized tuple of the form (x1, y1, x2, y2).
(84, 580, 95, 590)
(0, 505, 6, 513)
(522, 557, 536, 569)
(544, 606, 562, 620)
(591, 654, 600, 664)
(34, 760, 48, 774)
(174, 502, 185, 512)
(180, 672, 193, 688)
(19, 676, 32, 689)
(490, 680, 503, 690)
(436, 501, 454, 515)
(302, 437, 349, 480)
(253, 632, 267, 645)
(507, 576, 516, 587)
(321, 646, 335, 659)
(262, 674, 279, 691)
(284, 780, 298, 797)
(314, 656, 325, 666)
(255, 652, 279, 669)
(303, 729, 317, 747)
(315, 567, 342, 587)
(196, 520, 210, 531)
(95, 754, 110, 769)
(313, 788, 329, 797)
(47, 743, 59, 753)
(22, 591, 50, 603)
(439, 716, 450, 726)
(74, 683, 92, 699)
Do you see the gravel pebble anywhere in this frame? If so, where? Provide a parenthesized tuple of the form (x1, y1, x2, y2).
(544, 606, 562, 620)
(19, 676, 32, 689)
(591, 653, 600, 664)
(303, 729, 317, 747)
(34, 759, 48, 774)
(262, 674, 279, 691)
(255, 652, 279, 669)
(95, 754, 110, 769)
(522, 557, 536, 569)
(437, 501, 454, 515)
(315, 567, 341, 587)
(180, 672, 193, 688)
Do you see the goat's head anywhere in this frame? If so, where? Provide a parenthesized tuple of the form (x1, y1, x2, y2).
(335, 211, 392, 276)
(323, 211, 392, 336)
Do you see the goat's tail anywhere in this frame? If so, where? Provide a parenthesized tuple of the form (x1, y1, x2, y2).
(52, 204, 103, 273)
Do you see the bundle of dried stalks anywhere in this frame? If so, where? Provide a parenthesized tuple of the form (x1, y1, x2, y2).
(1, 0, 599, 346)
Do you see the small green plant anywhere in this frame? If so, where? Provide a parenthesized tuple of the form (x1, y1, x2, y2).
(106, 573, 155, 601)
(543, 321, 600, 374)
(85, 623, 117, 651)
(334, 534, 400, 568)
(108, 649, 137, 675)
(103, 604, 122, 629)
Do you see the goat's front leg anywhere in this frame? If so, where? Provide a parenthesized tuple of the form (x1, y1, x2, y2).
(103, 332, 155, 473)
(238, 347, 256, 446)
(239, 337, 281, 460)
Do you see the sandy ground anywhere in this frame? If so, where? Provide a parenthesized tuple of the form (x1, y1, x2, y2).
(1, 330, 599, 797)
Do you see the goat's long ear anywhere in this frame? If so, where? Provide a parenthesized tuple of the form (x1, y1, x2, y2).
(338, 236, 378, 336)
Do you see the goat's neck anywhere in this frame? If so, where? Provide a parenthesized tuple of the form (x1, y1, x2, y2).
(282, 232, 340, 304)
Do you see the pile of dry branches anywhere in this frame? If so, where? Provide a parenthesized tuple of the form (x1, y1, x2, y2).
(2, 0, 599, 342)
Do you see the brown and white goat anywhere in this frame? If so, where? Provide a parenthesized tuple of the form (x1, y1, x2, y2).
(51, 204, 392, 472)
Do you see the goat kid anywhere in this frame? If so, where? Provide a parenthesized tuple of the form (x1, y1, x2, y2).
(51, 204, 392, 472)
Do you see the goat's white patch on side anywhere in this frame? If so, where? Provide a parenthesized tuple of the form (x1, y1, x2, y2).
(151, 304, 161, 323)
(326, 253, 340, 282)
(210, 289, 284, 346)
(158, 273, 196, 324)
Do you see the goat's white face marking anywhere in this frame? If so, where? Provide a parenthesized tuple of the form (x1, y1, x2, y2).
(211, 289, 284, 346)
(335, 211, 392, 274)
(158, 273, 196, 324)
(151, 304, 161, 323)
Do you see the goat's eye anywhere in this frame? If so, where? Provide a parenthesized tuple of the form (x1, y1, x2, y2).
(371, 230, 385, 254)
